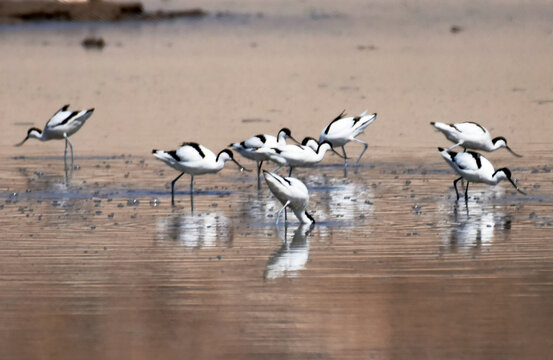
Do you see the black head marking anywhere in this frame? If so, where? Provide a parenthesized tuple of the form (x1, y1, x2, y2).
(217, 149, 234, 161)
(317, 140, 333, 152)
(256, 134, 267, 143)
(305, 211, 316, 224)
(181, 142, 205, 158)
(352, 115, 361, 124)
(28, 127, 42, 135)
(493, 167, 511, 179)
(324, 110, 347, 135)
(301, 137, 318, 146)
(492, 136, 507, 145)
(279, 128, 292, 137)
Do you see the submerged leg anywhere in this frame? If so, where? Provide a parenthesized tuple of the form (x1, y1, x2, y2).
(64, 138, 68, 170)
(171, 172, 185, 206)
(352, 138, 369, 166)
(190, 175, 195, 213)
(342, 146, 348, 167)
(64, 133, 74, 170)
(453, 176, 463, 201)
(257, 161, 263, 189)
(464, 181, 470, 205)
(275, 200, 290, 227)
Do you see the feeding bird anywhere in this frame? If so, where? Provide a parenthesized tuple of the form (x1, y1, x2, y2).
(230, 128, 298, 187)
(438, 147, 526, 204)
(431, 121, 522, 156)
(259, 138, 336, 176)
(15, 104, 94, 170)
(263, 170, 315, 226)
(153, 143, 250, 208)
(319, 109, 377, 166)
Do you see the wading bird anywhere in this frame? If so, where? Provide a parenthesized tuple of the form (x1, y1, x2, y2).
(263, 170, 315, 226)
(319, 109, 377, 166)
(431, 121, 522, 156)
(153, 143, 249, 209)
(259, 139, 336, 177)
(438, 147, 526, 204)
(230, 128, 298, 188)
(15, 104, 94, 170)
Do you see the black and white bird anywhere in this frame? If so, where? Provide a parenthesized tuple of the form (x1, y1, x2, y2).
(319, 109, 377, 166)
(15, 104, 94, 169)
(230, 128, 298, 187)
(438, 147, 526, 204)
(263, 170, 315, 226)
(431, 121, 522, 156)
(153, 143, 249, 208)
(258, 139, 335, 177)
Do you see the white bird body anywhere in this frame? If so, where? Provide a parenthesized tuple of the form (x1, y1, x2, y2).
(15, 104, 95, 170)
(438, 147, 525, 203)
(230, 128, 296, 186)
(153, 143, 248, 207)
(319, 109, 377, 166)
(263, 170, 314, 225)
(260, 141, 333, 175)
(431, 121, 521, 156)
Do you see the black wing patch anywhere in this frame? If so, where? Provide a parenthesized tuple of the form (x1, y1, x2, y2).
(324, 110, 347, 135)
(57, 111, 79, 126)
(467, 122, 486, 132)
(256, 134, 267, 144)
(167, 150, 180, 162)
(450, 123, 462, 133)
(467, 151, 482, 168)
(181, 142, 205, 158)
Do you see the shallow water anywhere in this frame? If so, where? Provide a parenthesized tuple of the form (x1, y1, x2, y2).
(1, 151, 552, 359)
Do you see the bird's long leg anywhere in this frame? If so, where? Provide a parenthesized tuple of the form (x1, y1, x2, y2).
(342, 146, 348, 167)
(446, 141, 463, 152)
(464, 181, 470, 205)
(272, 165, 282, 173)
(190, 175, 195, 213)
(288, 167, 293, 177)
(453, 176, 463, 201)
(170, 172, 185, 207)
(275, 200, 290, 227)
(64, 137, 69, 171)
(351, 138, 369, 166)
(64, 133, 74, 171)
(257, 161, 263, 189)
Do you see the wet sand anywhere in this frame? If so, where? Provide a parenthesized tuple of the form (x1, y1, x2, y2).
(1, 0, 553, 359)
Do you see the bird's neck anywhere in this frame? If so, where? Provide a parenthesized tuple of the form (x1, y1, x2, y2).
(294, 210, 314, 224)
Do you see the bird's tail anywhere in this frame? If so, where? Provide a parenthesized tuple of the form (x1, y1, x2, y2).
(430, 121, 452, 132)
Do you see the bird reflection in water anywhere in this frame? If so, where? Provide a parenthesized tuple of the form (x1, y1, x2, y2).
(156, 212, 233, 249)
(264, 223, 314, 280)
(442, 203, 512, 254)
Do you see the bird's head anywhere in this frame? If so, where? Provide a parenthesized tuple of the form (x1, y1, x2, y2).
(493, 167, 526, 195)
(492, 137, 522, 157)
(15, 127, 42, 147)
